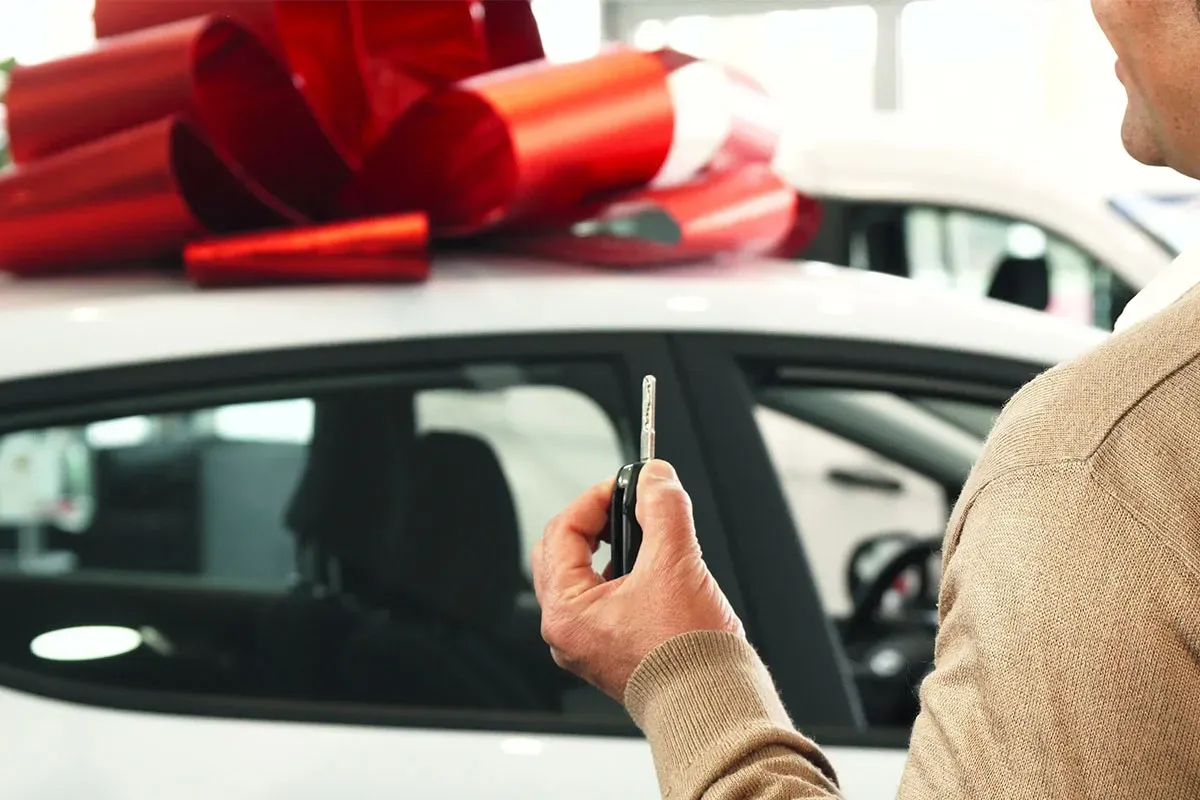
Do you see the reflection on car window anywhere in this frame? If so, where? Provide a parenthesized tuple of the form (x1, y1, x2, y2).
(749, 378, 1002, 731)
(0, 361, 630, 722)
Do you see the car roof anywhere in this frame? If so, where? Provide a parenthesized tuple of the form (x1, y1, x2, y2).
(777, 113, 1200, 204)
(773, 114, 1197, 288)
(0, 254, 1106, 384)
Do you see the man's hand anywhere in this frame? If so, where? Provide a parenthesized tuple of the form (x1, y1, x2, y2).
(531, 458, 744, 702)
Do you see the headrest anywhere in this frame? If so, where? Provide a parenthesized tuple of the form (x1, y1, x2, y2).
(285, 389, 415, 580)
(378, 431, 524, 628)
(988, 256, 1050, 311)
(864, 218, 909, 277)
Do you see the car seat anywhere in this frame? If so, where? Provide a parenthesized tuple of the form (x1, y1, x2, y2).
(862, 215, 910, 278)
(337, 431, 553, 711)
(987, 255, 1050, 312)
(252, 389, 417, 700)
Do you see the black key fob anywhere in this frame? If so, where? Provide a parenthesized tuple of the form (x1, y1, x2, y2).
(608, 460, 645, 579)
(607, 375, 655, 580)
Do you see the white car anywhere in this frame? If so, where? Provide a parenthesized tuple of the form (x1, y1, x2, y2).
(0, 255, 1104, 799)
(778, 116, 1200, 329)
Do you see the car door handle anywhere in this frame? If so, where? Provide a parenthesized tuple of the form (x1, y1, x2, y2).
(825, 467, 904, 494)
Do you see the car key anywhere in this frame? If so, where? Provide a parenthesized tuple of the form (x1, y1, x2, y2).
(608, 374, 656, 579)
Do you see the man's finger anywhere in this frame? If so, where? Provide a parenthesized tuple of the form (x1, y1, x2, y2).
(540, 478, 613, 600)
(530, 534, 546, 596)
(634, 459, 697, 562)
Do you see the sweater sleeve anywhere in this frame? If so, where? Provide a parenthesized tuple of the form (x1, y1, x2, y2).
(624, 630, 844, 799)
(899, 463, 1200, 798)
(623, 463, 1200, 800)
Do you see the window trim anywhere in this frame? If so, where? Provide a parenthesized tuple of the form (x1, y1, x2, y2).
(671, 331, 1046, 746)
(0, 332, 746, 741)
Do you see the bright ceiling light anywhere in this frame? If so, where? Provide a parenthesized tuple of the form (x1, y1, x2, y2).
(30, 625, 142, 661)
(530, 0, 601, 63)
(1007, 223, 1048, 259)
(633, 20, 668, 51)
(85, 416, 152, 448)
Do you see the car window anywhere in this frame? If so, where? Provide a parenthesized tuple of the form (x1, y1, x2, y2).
(0, 360, 630, 721)
(835, 201, 1136, 329)
(753, 405, 948, 618)
(749, 380, 1002, 730)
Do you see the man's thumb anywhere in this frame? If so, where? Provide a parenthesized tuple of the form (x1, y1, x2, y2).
(635, 459, 698, 555)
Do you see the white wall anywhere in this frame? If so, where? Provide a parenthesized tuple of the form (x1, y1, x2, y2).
(0, 0, 604, 66)
(606, 0, 1128, 145)
(0, 0, 1128, 141)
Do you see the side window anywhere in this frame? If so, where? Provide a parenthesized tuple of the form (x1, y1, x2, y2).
(750, 380, 1001, 731)
(0, 360, 630, 722)
(849, 202, 1135, 329)
(414, 384, 622, 580)
(753, 404, 947, 619)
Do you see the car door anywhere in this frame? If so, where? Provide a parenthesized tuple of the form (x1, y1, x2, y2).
(672, 331, 1046, 800)
(0, 331, 754, 800)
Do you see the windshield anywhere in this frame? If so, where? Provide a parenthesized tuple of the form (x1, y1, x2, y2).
(1109, 192, 1200, 258)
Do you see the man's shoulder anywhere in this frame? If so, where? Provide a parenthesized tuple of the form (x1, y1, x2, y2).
(973, 287, 1200, 488)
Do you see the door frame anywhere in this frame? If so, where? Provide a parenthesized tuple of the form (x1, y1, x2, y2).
(670, 331, 1046, 746)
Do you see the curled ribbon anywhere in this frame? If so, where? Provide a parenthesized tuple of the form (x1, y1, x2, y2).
(0, 0, 816, 286)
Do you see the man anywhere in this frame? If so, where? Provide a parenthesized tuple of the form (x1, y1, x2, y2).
(531, 1, 1200, 798)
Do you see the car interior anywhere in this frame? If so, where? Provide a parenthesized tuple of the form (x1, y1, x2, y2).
(0, 366, 621, 722)
(0, 362, 1000, 733)
(797, 199, 1137, 329)
(757, 381, 999, 727)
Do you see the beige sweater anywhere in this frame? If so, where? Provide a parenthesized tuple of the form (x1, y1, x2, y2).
(624, 285, 1200, 799)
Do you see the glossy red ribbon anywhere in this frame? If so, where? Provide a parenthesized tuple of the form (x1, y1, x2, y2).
(0, 0, 816, 286)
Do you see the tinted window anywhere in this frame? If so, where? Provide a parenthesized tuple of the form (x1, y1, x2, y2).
(0, 361, 630, 720)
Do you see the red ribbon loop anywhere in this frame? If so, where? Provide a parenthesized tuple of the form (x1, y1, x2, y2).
(0, 0, 814, 284)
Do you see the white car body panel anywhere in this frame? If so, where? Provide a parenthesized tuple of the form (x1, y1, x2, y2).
(0, 255, 1104, 384)
(777, 116, 1200, 290)
(0, 257, 1108, 800)
(2, 682, 904, 800)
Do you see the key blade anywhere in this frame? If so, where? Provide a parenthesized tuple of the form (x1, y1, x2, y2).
(640, 375, 656, 461)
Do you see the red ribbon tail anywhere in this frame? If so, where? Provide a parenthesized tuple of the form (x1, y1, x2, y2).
(184, 212, 430, 287)
(509, 166, 799, 267)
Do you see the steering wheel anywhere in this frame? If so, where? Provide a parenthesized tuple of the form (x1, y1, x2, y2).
(842, 535, 942, 728)
(845, 535, 941, 639)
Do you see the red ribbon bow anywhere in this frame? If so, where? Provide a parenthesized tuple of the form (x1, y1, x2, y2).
(0, 0, 819, 286)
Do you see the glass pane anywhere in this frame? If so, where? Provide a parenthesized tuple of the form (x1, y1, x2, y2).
(944, 210, 1008, 295)
(750, 377, 1004, 730)
(753, 403, 948, 618)
(887, 204, 1128, 328)
(0, 362, 632, 720)
(905, 208, 951, 288)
